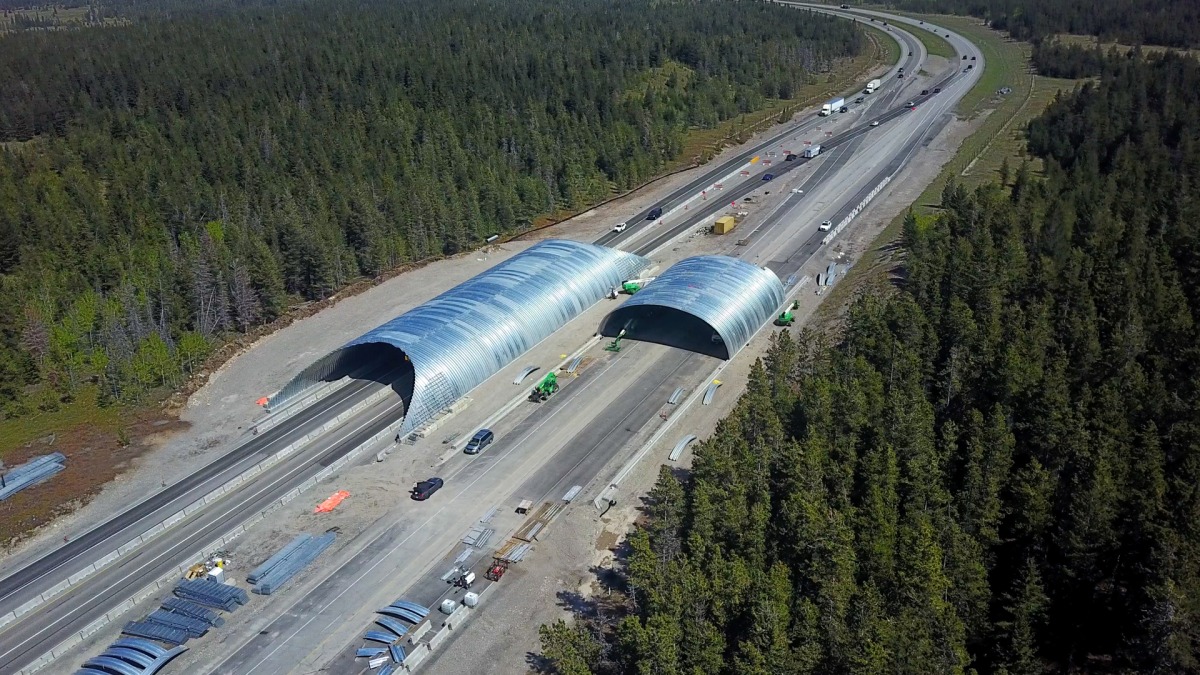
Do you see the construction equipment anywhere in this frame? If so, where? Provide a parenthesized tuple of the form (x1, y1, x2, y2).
(604, 329, 626, 353)
(453, 571, 476, 589)
(485, 560, 510, 582)
(774, 301, 799, 326)
(620, 276, 656, 295)
(529, 372, 559, 402)
(185, 552, 232, 580)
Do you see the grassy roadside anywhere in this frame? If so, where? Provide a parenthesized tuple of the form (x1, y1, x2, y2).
(815, 13, 1084, 320)
(909, 22, 956, 59)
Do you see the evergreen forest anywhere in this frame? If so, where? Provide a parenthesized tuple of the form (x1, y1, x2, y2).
(0, 0, 864, 414)
(540, 50, 1200, 674)
(880, 0, 1200, 48)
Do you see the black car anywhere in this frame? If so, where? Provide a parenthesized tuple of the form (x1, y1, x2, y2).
(646, 206, 663, 220)
(784, 153, 797, 162)
(839, 106, 848, 113)
(971, 56, 977, 60)
(963, 55, 968, 60)
(855, 97, 864, 103)
(762, 173, 774, 182)
(921, 89, 929, 95)
(934, 87, 941, 93)
(411, 477, 444, 501)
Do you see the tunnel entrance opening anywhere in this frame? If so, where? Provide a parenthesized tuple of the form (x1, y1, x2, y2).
(272, 342, 415, 415)
(599, 306, 730, 360)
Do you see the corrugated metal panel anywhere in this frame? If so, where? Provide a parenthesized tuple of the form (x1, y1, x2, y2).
(703, 382, 721, 405)
(599, 256, 784, 360)
(513, 366, 539, 385)
(669, 435, 698, 461)
(668, 387, 684, 404)
(272, 240, 649, 432)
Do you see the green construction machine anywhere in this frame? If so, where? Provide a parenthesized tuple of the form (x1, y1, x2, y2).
(774, 301, 799, 326)
(622, 281, 642, 294)
(605, 329, 627, 353)
(529, 372, 560, 402)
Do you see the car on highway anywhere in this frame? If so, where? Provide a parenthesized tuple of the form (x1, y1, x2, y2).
(906, 101, 914, 107)
(963, 55, 968, 60)
(791, 188, 802, 194)
(855, 97, 864, 103)
(910, 105, 917, 110)
(921, 89, 929, 95)
(411, 477, 444, 501)
(870, 120, 880, 127)
(898, 73, 904, 79)
(464, 428, 494, 455)
(612, 222, 627, 233)
(784, 153, 797, 162)
(971, 56, 977, 60)
(762, 173, 774, 181)
(934, 87, 941, 93)
(647, 206, 663, 220)
(839, 106, 848, 113)
(818, 220, 833, 232)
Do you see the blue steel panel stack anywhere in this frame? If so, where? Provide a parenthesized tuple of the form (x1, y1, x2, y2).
(246, 534, 313, 584)
(356, 599, 428, 667)
(161, 597, 225, 627)
(250, 532, 336, 595)
(174, 578, 249, 611)
(122, 621, 190, 646)
(145, 609, 210, 638)
(0, 452, 66, 501)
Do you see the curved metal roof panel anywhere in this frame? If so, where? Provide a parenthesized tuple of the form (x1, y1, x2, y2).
(273, 240, 648, 432)
(601, 256, 784, 359)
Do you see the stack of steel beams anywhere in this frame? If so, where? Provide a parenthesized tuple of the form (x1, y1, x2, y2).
(250, 532, 336, 595)
(0, 453, 65, 501)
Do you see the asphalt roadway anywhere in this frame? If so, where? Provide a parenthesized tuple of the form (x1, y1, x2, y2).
(208, 14, 986, 674)
(0, 8, 982, 674)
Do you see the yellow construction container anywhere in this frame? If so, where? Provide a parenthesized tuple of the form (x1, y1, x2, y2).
(713, 216, 737, 235)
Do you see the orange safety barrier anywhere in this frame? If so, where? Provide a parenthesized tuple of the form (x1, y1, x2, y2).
(314, 490, 351, 513)
(256, 396, 269, 406)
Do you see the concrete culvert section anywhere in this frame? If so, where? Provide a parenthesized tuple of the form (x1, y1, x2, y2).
(599, 255, 784, 360)
(271, 239, 650, 432)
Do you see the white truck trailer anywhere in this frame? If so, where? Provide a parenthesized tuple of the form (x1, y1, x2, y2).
(819, 97, 845, 116)
(865, 78, 881, 94)
(803, 145, 822, 159)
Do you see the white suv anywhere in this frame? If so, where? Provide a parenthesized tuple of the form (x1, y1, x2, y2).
(612, 222, 627, 233)
(818, 220, 833, 231)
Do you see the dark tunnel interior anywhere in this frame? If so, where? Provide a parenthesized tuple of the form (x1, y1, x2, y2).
(599, 306, 730, 360)
(302, 342, 416, 410)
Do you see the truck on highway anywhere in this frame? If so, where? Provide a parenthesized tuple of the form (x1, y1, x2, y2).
(803, 144, 821, 159)
(865, 79, 881, 94)
(819, 97, 844, 117)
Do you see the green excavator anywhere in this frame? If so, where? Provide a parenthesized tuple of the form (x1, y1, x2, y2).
(774, 301, 799, 326)
(529, 371, 560, 402)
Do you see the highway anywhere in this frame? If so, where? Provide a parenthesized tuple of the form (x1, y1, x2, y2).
(0, 6, 982, 675)
(203, 12, 983, 675)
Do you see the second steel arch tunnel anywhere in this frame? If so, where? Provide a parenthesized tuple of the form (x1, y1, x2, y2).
(272, 240, 650, 433)
(598, 255, 785, 360)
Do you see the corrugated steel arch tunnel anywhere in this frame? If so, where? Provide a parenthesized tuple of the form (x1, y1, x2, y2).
(598, 255, 785, 360)
(271, 240, 649, 433)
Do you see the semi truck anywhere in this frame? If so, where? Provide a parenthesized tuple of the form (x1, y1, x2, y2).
(819, 97, 844, 116)
(803, 144, 822, 159)
(865, 79, 881, 94)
